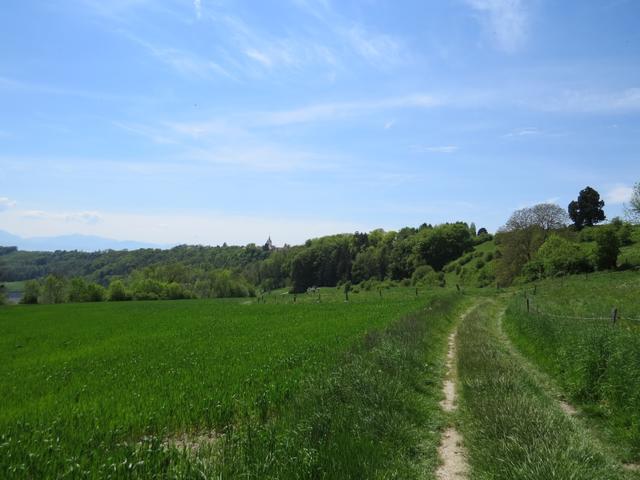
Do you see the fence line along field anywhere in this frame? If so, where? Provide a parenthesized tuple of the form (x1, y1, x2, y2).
(0, 287, 442, 478)
(504, 271, 640, 465)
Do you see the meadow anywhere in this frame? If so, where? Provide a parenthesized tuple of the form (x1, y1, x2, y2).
(504, 271, 640, 463)
(0, 287, 463, 478)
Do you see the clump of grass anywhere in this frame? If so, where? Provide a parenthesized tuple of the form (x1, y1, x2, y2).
(457, 302, 624, 479)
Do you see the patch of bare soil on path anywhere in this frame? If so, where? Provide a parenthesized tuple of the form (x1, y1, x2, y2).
(436, 428, 469, 480)
(440, 332, 458, 413)
(159, 431, 222, 455)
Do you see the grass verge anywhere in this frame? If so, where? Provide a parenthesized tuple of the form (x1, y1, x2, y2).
(457, 300, 626, 479)
(504, 272, 640, 463)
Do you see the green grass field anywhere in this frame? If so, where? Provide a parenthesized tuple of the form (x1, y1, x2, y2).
(0, 287, 463, 478)
(504, 271, 640, 463)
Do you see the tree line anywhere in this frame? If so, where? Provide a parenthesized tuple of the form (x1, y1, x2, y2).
(3, 222, 491, 304)
(3, 182, 639, 304)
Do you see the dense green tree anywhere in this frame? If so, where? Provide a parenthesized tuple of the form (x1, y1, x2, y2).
(411, 265, 443, 287)
(40, 275, 66, 304)
(388, 231, 419, 280)
(352, 247, 382, 283)
(524, 235, 593, 279)
(68, 277, 89, 303)
(415, 223, 473, 271)
(568, 186, 606, 229)
(21, 280, 40, 304)
(290, 248, 319, 293)
(85, 282, 106, 302)
(595, 226, 620, 270)
(107, 280, 130, 301)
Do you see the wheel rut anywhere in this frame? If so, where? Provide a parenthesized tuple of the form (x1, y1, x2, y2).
(436, 305, 474, 480)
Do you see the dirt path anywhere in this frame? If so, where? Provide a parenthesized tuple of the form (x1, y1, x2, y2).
(435, 306, 473, 480)
(440, 331, 457, 413)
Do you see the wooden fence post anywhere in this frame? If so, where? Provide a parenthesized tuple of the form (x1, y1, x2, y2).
(527, 298, 530, 314)
(611, 307, 618, 325)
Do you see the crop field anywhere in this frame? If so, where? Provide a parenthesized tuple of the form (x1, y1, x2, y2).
(504, 271, 640, 464)
(0, 287, 463, 478)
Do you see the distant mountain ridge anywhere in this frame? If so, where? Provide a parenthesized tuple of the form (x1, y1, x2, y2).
(0, 229, 165, 252)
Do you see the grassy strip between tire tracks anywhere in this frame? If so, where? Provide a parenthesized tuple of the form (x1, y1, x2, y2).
(457, 300, 627, 480)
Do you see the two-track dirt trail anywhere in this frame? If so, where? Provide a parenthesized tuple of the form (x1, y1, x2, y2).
(451, 297, 637, 480)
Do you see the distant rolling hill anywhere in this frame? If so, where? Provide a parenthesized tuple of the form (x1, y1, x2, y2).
(0, 229, 165, 252)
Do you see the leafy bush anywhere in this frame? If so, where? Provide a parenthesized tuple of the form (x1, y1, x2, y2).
(40, 275, 66, 304)
(411, 265, 444, 287)
(20, 280, 40, 304)
(107, 280, 130, 301)
(595, 226, 620, 270)
(526, 235, 593, 279)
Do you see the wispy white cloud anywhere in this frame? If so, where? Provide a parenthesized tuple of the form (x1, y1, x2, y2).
(21, 210, 48, 220)
(113, 121, 178, 144)
(245, 48, 275, 68)
(186, 144, 338, 172)
(255, 94, 441, 126)
(20, 209, 103, 224)
(164, 120, 243, 139)
(544, 88, 640, 113)
(342, 24, 404, 67)
(606, 185, 633, 205)
(0, 75, 140, 101)
(193, 0, 202, 19)
(290, 0, 331, 20)
(0, 197, 17, 211)
(466, 0, 529, 53)
(504, 127, 540, 137)
(384, 119, 396, 129)
(65, 211, 103, 224)
(124, 34, 233, 79)
(411, 145, 459, 154)
(76, 0, 152, 19)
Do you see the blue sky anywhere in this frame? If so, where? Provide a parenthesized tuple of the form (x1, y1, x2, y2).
(1, 0, 639, 246)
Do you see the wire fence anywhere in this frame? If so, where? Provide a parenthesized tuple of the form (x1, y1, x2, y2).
(517, 293, 640, 324)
